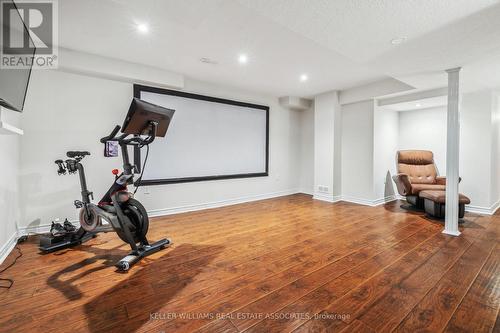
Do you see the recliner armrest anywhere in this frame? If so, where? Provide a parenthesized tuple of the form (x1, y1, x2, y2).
(392, 173, 412, 196)
(436, 176, 446, 185)
(436, 176, 462, 185)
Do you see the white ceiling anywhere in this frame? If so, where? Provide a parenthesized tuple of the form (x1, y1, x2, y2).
(381, 95, 447, 112)
(58, 0, 500, 96)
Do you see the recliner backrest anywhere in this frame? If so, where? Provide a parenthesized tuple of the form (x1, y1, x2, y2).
(396, 150, 437, 184)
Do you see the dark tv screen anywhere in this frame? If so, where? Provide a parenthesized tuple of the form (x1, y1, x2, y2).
(0, 0, 35, 112)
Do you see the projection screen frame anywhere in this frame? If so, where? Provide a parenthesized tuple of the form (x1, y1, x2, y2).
(134, 84, 270, 185)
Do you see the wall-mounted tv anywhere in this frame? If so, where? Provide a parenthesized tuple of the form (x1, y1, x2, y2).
(0, 0, 35, 112)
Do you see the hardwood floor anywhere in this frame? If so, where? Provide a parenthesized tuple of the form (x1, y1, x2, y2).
(0, 194, 498, 333)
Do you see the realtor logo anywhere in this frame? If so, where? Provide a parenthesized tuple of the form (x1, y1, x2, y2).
(1, 0, 58, 68)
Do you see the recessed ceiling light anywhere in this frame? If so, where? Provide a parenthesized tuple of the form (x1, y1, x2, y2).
(137, 23, 149, 34)
(238, 54, 248, 64)
(416, 102, 422, 107)
(300, 74, 308, 82)
(391, 37, 407, 45)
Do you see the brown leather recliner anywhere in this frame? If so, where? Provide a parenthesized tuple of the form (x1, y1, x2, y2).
(392, 150, 446, 207)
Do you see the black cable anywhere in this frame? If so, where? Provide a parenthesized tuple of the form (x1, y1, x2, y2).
(0, 245, 22, 289)
(134, 144, 150, 195)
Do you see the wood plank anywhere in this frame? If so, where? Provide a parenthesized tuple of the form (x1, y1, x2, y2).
(239, 226, 440, 333)
(439, 242, 500, 333)
(1, 204, 368, 308)
(358, 237, 474, 331)
(0, 195, 497, 333)
(0, 196, 402, 330)
(224, 225, 433, 332)
(292, 232, 460, 332)
(133, 218, 426, 332)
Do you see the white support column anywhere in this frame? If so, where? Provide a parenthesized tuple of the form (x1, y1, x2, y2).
(313, 91, 341, 202)
(443, 67, 461, 236)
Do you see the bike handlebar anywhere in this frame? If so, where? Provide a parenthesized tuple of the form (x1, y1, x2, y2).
(100, 125, 121, 143)
(100, 122, 158, 146)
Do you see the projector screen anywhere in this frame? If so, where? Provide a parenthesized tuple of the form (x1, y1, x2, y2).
(134, 85, 269, 185)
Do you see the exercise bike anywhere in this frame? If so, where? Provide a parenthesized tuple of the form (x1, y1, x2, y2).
(40, 98, 175, 271)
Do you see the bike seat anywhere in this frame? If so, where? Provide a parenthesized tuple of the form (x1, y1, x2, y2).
(67, 151, 91, 158)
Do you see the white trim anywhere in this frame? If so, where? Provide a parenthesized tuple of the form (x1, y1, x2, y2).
(465, 200, 500, 216)
(18, 224, 53, 235)
(340, 195, 376, 206)
(442, 230, 461, 236)
(339, 195, 397, 207)
(312, 194, 398, 207)
(312, 192, 342, 203)
(0, 232, 18, 266)
(371, 195, 398, 206)
(394, 195, 498, 216)
(147, 189, 299, 217)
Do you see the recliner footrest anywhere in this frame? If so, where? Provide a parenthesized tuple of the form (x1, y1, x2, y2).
(420, 190, 470, 219)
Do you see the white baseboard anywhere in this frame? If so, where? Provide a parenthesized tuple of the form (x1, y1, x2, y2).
(312, 192, 342, 203)
(18, 223, 53, 235)
(339, 195, 376, 206)
(394, 194, 498, 216)
(442, 229, 461, 236)
(341, 195, 398, 207)
(0, 232, 18, 266)
(0, 224, 56, 265)
(148, 189, 300, 217)
(371, 195, 398, 206)
(465, 200, 500, 216)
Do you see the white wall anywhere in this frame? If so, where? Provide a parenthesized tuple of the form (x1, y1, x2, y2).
(313, 91, 341, 201)
(298, 106, 314, 194)
(341, 100, 375, 202)
(309, 88, 499, 213)
(7, 65, 500, 245)
(373, 108, 399, 202)
(395, 91, 498, 212)
(398, 107, 447, 173)
(19, 69, 302, 228)
(460, 90, 494, 210)
(0, 109, 21, 260)
(489, 92, 500, 208)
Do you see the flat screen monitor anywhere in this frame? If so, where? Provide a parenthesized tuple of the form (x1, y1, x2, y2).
(122, 98, 175, 137)
(0, 0, 35, 112)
